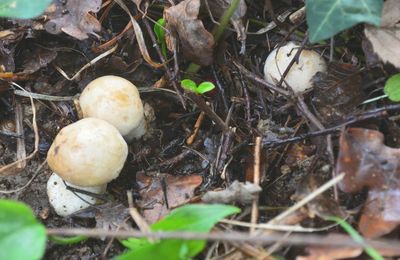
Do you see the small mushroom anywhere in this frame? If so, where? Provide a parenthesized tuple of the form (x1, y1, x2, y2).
(47, 118, 128, 187)
(79, 75, 147, 141)
(47, 173, 106, 217)
(263, 42, 327, 93)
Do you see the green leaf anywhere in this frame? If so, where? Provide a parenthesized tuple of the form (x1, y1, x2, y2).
(0, 0, 52, 19)
(196, 82, 215, 95)
(0, 199, 46, 260)
(384, 73, 400, 102)
(181, 79, 198, 93)
(154, 18, 167, 58)
(306, 0, 383, 43)
(154, 18, 166, 43)
(118, 204, 240, 260)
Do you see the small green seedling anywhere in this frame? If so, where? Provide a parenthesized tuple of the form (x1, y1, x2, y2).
(384, 73, 400, 102)
(153, 18, 167, 58)
(362, 73, 400, 104)
(181, 79, 215, 95)
(0, 0, 52, 18)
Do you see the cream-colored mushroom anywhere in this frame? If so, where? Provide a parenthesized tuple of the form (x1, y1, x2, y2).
(47, 173, 106, 217)
(79, 75, 146, 141)
(264, 42, 327, 93)
(47, 118, 128, 187)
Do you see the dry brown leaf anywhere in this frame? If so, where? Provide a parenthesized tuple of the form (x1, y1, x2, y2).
(336, 128, 400, 238)
(165, 0, 214, 66)
(136, 172, 202, 224)
(44, 0, 102, 40)
(364, 0, 400, 69)
(114, 0, 163, 68)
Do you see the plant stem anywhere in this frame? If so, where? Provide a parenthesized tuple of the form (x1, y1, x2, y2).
(212, 0, 241, 43)
(185, 0, 241, 74)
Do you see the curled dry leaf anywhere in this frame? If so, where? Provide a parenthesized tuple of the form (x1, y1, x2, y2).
(364, 0, 400, 69)
(165, 0, 214, 66)
(44, 0, 102, 40)
(136, 172, 202, 224)
(201, 181, 261, 205)
(336, 128, 400, 238)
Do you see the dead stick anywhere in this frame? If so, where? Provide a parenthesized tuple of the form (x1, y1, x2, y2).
(187, 92, 228, 132)
(250, 137, 262, 234)
(186, 111, 205, 145)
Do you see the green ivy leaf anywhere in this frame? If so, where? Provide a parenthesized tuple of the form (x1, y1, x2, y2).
(0, 0, 52, 19)
(118, 204, 240, 260)
(306, 0, 383, 43)
(384, 73, 400, 102)
(0, 199, 46, 260)
(196, 82, 215, 94)
(181, 79, 198, 93)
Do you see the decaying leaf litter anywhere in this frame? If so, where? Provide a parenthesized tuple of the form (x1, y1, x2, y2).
(1, 0, 400, 258)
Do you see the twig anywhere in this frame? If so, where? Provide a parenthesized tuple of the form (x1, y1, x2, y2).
(45, 228, 400, 252)
(230, 59, 289, 96)
(0, 160, 47, 194)
(13, 90, 78, 101)
(262, 104, 400, 147)
(187, 92, 228, 132)
(270, 173, 344, 224)
(127, 191, 151, 234)
(186, 111, 205, 145)
(0, 82, 39, 175)
(250, 137, 261, 233)
(54, 45, 117, 81)
(220, 219, 339, 233)
(15, 101, 26, 171)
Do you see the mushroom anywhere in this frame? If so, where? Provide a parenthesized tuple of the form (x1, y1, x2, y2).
(78, 75, 147, 141)
(47, 173, 106, 217)
(263, 42, 327, 93)
(47, 118, 128, 187)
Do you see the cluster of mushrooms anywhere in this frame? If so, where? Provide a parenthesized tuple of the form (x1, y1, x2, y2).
(46, 76, 147, 216)
(46, 42, 326, 217)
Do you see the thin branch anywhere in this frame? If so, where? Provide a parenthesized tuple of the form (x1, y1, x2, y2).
(45, 228, 400, 252)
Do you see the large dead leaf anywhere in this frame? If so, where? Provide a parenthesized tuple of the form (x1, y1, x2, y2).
(165, 0, 214, 66)
(364, 0, 400, 69)
(336, 128, 400, 238)
(44, 0, 102, 40)
(136, 172, 202, 224)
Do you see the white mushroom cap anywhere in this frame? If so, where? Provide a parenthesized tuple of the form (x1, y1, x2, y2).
(47, 118, 128, 187)
(264, 42, 327, 93)
(47, 173, 106, 217)
(79, 75, 145, 140)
